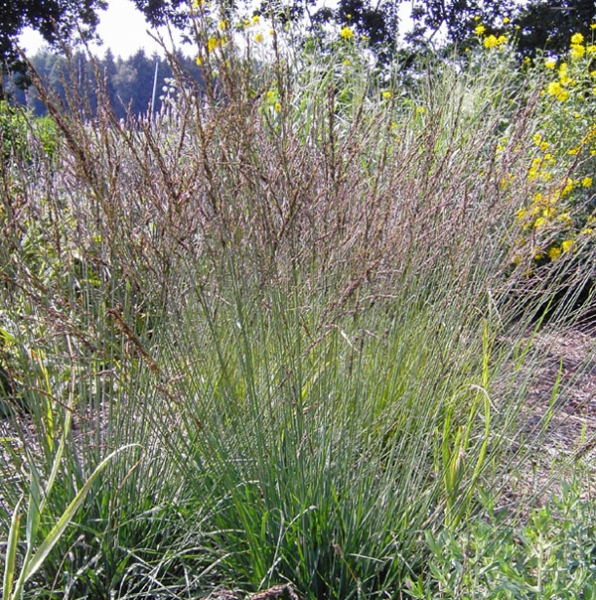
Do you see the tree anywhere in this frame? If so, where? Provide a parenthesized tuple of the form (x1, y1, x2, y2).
(1, 0, 107, 97)
(1, 0, 107, 64)
(514, 0, 596, 56)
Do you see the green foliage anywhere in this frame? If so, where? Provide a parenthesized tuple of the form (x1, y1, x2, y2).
(407, 480, 596, 599)
(1, 13, 596, 600)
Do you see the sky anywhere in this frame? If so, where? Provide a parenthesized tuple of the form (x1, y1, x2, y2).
(19, 0, 181, 59)
(18, 0, 413, 59)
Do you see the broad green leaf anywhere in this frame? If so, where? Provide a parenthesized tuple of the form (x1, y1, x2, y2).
(3, 495, 23, 600)
(21, 444, 140, 584)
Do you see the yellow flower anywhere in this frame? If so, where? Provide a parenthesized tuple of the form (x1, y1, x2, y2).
(561, 239, 574, 252)
(545, 58, 557, 69)
(343, 59, 351, 66)
(251, 15, 260, 24)
(568, 147, 580, 155)
(591, 23, 596, 30)
(475, 24, 486, 35)
(548, 246, 562, 260)
(589, 45, 596, 54)
(547, 81, 563, 96)
(503, 17, 510, 24)
(195, 56, 202, 66)
(254, 32, 263, 43)
(562, 178, 575, 195)
(571, 32, 584, 45)
(382, 91, 392, 99)
(274, 102, 281, 112)
(534, 217, 548, 229)
(484, 34, 498, 49)
(571, 44, 585, 59)
(582, 176, 593, 187)
(207, 37, 220, 52)
(546, 81, 569, 101)
(340, 26, 354, 40)
(218, 20, 228, 30)
(416, 106, 426, 114)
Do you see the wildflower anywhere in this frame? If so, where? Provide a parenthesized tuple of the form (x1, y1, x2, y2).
(568, 146, 580, 155)
(540, 141, 549, 152)
(592, 23, 596, 30)
(546, 81, 568, 101)
(382, 91, 392, 99)
(254, 32, 263, 43)
(534, 217, 548, 229)
(340, 26, 354, 40)
(484, 34, 498, 49)
(266, 90, 275, 101)
(581, 227, 594, 235)
(582, 176, 593, 187)
(195, 56, 202, 65)
(561, 239, 574, 252)
(416, 106, 426, 114)
(562, 178, 575, 195)
(570, 44, 585, 59)
(207, 37, 220, 52)
(571, 32, 584, 45)
(343, 59, 351, 66)
(545, 58, 557, 69)
(274, 102, 281, 112)
(548, 246, 562, 260)
(475, 24, 486, 35)
(503, 17, 510, 24)
(251, 15, 260, 24)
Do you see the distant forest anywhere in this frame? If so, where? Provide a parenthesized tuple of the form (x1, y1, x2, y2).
(9, 49, 204, 119)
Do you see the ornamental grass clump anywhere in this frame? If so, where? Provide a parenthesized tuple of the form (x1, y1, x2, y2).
(1, 8, 596, 599)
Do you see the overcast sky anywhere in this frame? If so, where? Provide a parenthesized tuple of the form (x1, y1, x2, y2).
(19, 0, 180, 58)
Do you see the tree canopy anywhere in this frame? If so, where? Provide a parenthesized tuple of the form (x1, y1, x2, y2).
(1, 0, 107, 64)
(2, 0, 596, 82)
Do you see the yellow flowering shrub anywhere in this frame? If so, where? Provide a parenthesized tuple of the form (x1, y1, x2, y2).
(503, 29, 596, 267)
